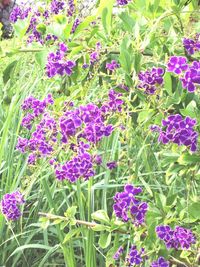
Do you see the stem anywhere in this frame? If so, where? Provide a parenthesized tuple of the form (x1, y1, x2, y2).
(39, 212, 129, 234)
(41, 179, 75, 267)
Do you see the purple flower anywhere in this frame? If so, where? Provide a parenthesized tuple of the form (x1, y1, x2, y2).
(113, 246, 124, 260)
(67, 0, 75, 16)
(101, 89, 124, 113)
(138, 67, 164, 94)
(152, 114, 198, 152)
(106, 60, 120, 71)
(1, 191, 25, 221)
(183, 34, 200, 55)
(71, 18, 80, 34)
(51, 0, 65, 14)
(46, 45, 75, 78)
(113, 184, 148, 226)
(82, 63, 89, 69)
(151, 257, 169, 267)
(55, 151, 95, 182)
(107, 161, 117, 170)
(117, 0, 131, 6)
(95, 155, 102, 165)
(10, 6, 31, 23)
(126, 246, 145, 266)
(181, 61, 200, 92)
(90, 52, 99, 64)
(167, 56, 188, 75)
(156, 225, 196, 250)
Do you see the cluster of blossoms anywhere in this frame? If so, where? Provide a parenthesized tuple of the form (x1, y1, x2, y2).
(138, 67, 164, 94)
(106, 60, 120, 72)
(10, 5, 31, 23)
(90, 42, 101, 64)
(50, 0, 65, 14)
(20, 94, 54, 130)
(151, 114, 198, 152)
(151, 257, 169, 267)
(113, 184, 148, 226)
(113, 245, 145, 266)
(67, 0, 75, 16)
(46, 43, 76, 78)
(167, 56, 200, 92)
(183, 34, 200, 55)
(117, 0, 131, 6)
(156, 225, 196, 250)
(17, 90, 124, 182)
(126, 246, 145, 266)
(1, 191, 25, 221)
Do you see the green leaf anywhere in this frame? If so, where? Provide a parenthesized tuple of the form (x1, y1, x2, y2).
(13, 18, 29, 38)
(73, 16, 96, 37)
(92, 224, 110, 232)
(188, 202, 200, 220)
(63, 228, 81, 244)
(54, 14, 67, 24)
(3, 60, 18, 84)
(101, 0, 114, 35)
(35, 51, 48, 68)
(119, 12, 135, 33)
(36, 23, 46, 34)
(178, 153, 200, 165)
(64, 206, 77, 219)
(98, 232, 111, 249)
(92, 210, 110, 224)
(164, 72, 172, 96)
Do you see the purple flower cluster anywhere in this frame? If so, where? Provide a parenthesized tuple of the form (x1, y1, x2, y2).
(46, 43, 76, 78)
(107, 161, 117, 170)
(101, 89, 124, 113)
(151, 114, 198, 152)
(21, 94, 54, 130)
(71, 18, 80, 34)
(183, 34, 200, 55)
(113, 246, 124, 260)
(156, 225, 196, 250)
(10, 6, 31, 23)
(126, 245, 145, 266)
(1, 191, 25, 221)
(50, 0, 65, 14)
(117, 0, 131, 6)
(138, 67, 164, 94)
(167, 56, 200, 92)
(181, 61, 200, 92)
(113, 184, 148, 226)
(18, 90, 124, 181)
(106, 60, 120, 71)
(59, 102, 114, 144)
(151, 257, 169, 267)
(55, 149, 95, 182)
(67, 0, 75, 16)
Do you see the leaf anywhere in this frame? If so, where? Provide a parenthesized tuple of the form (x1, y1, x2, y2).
(36, 23, 46, 34)
(92, 210, 110, 224)
(92, 224, 110, 232)
(3, 60, 18, 84)
(64, 206, 77, 219)
(164, 72, 172, 96)
(63, 228, 81, 244)
(35, 51, 48, 68)
(98, 232, 111, 249)
(178, 153, 200, 165)
(13, 18, 29, 38)
(101, 0, 114, 35)
(7, 244, 52, 261)
(119, 12, 135, 33)
(188, 202, 200, 220)
(73, 16, 96, 37)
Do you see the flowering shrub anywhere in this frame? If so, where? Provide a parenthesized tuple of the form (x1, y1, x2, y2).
(0, 0, 199, 266)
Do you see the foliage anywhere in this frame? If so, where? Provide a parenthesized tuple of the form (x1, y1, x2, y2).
(0, 0, 200, 266)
